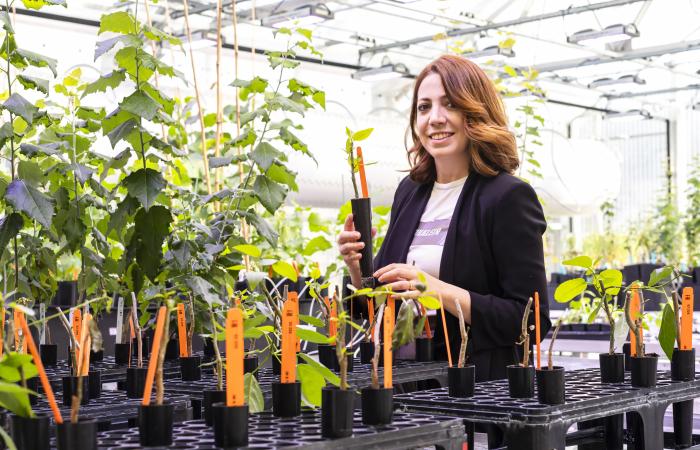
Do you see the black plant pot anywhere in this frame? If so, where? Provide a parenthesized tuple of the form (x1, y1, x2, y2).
(536, 367, 565, 405)
(56, 417, 98, 450)
(212, 403, 249, 448)
(244, 355, 258, 378)
(164, 339, 178, 361)
(53, 280, 78, 306)
(180, 356, 202, 381)
(351, 197, 373, 280)
(507, 365, 535, 398)
(11, 414, 50, 450)
(272, 382, 301, 417)
(89, 350, 103, 363)
(448, 365, 475, 398)
(671, 348, 695, 381)
(361, 387, 393, 425)
(27, 377, 39, 406)
(272, 354, 281, 376)
(599, 353, 625, 383)
(88, 371, 101, 399)
(322, 387, 355, 438)
(360, 341, 374, 364)
(630, 354, 658, 388)
(114, 343, 131, 365)
(40, 344, 57, 367)
(203, 338, 216, 360)
(203, 389, 226, 426)
(138, 403, 174, 447)
(415, 337, 433, 362)
(126, 367, 147, 399)
(318, 344, 336, 370)
(62, 376, 89, 406)
(622, 342, 631, 371)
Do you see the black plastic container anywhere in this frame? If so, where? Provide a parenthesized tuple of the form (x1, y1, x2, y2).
(630, 354, 658, 387)
(164, 339, 178, 361)
(536, 366, 565, 405)
(89, 350, 103, 362)
(244, 355, 258, 377)
(272, 354, 281, 376)
(203, 338, 216, 360)
(56, 417, 98, 450)
(203, 389, 225, 426)
(11, 414, 50, 450)
(27, 377, 39, 406)
(599, 352, 625, 383)
(622, 342, 631, 371)
(40, 344, 57, 367)
(114, 343, 131, 365)
(321, 387, 355, 438)
(212, 403, 249, 448)
(671, 348, 695, 448)
(361, 387, 393, 425)
(180, 356, 202, 381)
(62, 376, 89, 406)
(318, 344, 336, 370)
(415, 337, 433, 362)
(507, 365, 535, 398)
(351, 197, 373, 279)
(126, 367, 147, 399)
(88, 370, 101, 399)
(671, 348, 695, 381)
(53, 280, 78, 306)
(272, 382, 301, 417)
(138, 403, 174, 446)
(448, 365, 475, 398)
(360, 341, 374, 364)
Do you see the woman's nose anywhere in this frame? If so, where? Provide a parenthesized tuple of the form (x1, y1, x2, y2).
(429, 105, 447, 125)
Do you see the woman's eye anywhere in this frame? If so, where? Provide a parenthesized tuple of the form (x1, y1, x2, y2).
(417, 104, 429, 112)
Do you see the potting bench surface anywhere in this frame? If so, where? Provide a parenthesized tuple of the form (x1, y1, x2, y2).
(41, 356, 183, 387)
(95, 410, 465, 449)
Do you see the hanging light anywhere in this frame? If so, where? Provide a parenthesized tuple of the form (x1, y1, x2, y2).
(588, 74, 646, 91)
(352, 63, 410, 82)
(261, 4, 334, 28)
(463, 45, 515, 63)
(567, 24, 639, 46)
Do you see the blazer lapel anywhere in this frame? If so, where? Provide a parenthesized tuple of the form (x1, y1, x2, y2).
(379, 182, 432, 267)
(439, 173, 479, 284)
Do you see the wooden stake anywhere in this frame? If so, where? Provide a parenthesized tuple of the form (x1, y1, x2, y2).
(142, 306, 168, 406)
(534, 291, 541, 370)
(226, 307, 244, 406)
(438, 294, 452, 367)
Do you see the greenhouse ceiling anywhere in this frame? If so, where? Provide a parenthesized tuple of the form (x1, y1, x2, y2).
(9, 0, 700, 109)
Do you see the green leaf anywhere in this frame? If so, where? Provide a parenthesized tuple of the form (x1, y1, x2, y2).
(296, 327, 331, 344)
(122, 168, 166, 211)
(302, 236, 331, 256)
(272, 260, 297, 282)
(613, 315, 630, 354)
(0, 11, 13, 33)
(299, 314, 324, 328)
(5, 180, 54, 228)
(298, 364, 325, 407)
(0, 123, 13, 149)
(562, 256, 592, 269)
(185, 276, 221, 306)
(120, 90, 160, 121)
(17, 75, 48, 94)
(599, 269, 623, 296)
(3, 93, 38, 124)
(554, 278, 587, 303)
(83, 70, 126, 97)
(254, 176, 287, 214)
(296, 28, 313, 40)
(250, 142, 283, 171)
(0, 380, 32, 418)
(99, 11, 137, 35)
(649, 266, 674, 287)
(298, 353, 340, 386)
(418, 295, 441, 310)
(0, 213, 23, 260)
(312, 91, 325, 109)
(131, 205, 172, 281)
(19, 142, 63, 159)
(106, 118, 140, 148)
(242, 212, 278, 248)
(658, 303, 677, 360)
(17, 161, 42, 186)
(233, 244, 261, 258)
(243, 373, 264, 413)
(266, 163, 298, 191)
(352, 128, 373, 141)
(107, 196, 139, 236)
(392, 301, 415, 350)
(16, 49, 57, 77)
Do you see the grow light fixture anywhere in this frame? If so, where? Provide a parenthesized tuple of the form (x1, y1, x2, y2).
(567, 24, 639, 46)
(261, 4, 334, 28)
(588, 74, 646, 90)
(605, 108, 652, 120)
(352, 63, 410, 82)
(463, 45, 515, 63)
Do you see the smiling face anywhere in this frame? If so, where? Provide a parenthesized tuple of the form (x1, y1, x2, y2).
(415, 72, 470, 179)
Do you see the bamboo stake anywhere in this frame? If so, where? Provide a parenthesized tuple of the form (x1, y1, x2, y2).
(142, 0, 167, 141)
(214, 0, 223, 194)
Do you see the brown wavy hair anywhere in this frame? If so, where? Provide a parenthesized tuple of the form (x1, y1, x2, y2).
(407, 55, 518, 183)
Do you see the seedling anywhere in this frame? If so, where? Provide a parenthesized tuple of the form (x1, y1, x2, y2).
(547, 319, 563, 370)
(343, 128, 374, 199)
(517, 297, 535, 367)
(454, 298, 470, 368)
(624, 287, 645, 358)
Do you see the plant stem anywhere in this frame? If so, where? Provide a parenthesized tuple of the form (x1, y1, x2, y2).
(209, 308, 223, 391)
(335, 295, 348, 390)
(547, 319, 563, 370)
(370, 304, 384, 390)
(454, 298, 468, 368)
(520, 297, 533, 367)
(348, 143, 359, 199)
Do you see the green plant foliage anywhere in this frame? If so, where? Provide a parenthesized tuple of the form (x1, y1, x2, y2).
(243, 372, 264, 413)
(658, 303, 677, 360)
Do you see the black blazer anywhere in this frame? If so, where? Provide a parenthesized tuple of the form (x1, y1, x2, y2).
(374, 171, 552, 381)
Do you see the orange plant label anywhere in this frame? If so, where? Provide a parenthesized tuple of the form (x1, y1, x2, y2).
(13, 309, 21, 353)
(281, 300, 297, 383)
(420, 305, 432, 339)
(226, 308, 244, 407)
(681, 287, 694, 350)
(288, 292, 300, 352)
(329, 298, 338, 340)
(0, 307, 5, 357)
(629, 289, 641, 356)
(72, 308, 82, 346)
(439, 295, 452, 367)
(367, 298, 375, 326)
(534, 292, 541, 370)
(142, 306, 168, 406)
(176, 303, 188, 357)
(383, 304, 393, 388)
(357, 146, 369, 198)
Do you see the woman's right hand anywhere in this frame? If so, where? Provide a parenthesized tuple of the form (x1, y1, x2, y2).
(337, 214, 376, 274)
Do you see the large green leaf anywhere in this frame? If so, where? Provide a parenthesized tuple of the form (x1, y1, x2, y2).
(0, 10, 13, 33)
(418, 295, 441, 310)
(562, 256, 592, 269)
(612, 315, 629, 353)
(185, 276, 221, 306)
(5, 180, 54, 228)
(17, 75, 48, 94)
(254, 176, 286, 214)
(599, 269, 623, 296)
(296, 327, 331, 344)
(297, 353, 340, 386)
(658, 303, 677, 360)
(243, 373, 264, 412)
(249, 142, 283, 171)
(93, 36, 139, 61)
(297, 363, 325, 407)
(242, 212, 278, 248)
(122, 168, 166, 211)
(272, 260, 297, 282)
(132, 205, 172, 281)
(352, 128, 373, 141)
(233, 244, 261, 258)
(98, 11, 138, 35)
(82, 70, 126, 97)
(302, 236, 331, 256)
(120, 90, 160, 121)
(649, 266, 674, 288)
(392, 301, 415, 350)
(107, 196, 139, 236)
(299, 314, 324, 328)
(266, 163, 298, 191)
(19, 142, 63, 159)
(0, 213, 23, 259)
(106, 118, 140, 148)
(554, 278, 587, 303)
(0, 123, 13, 149)
(3, 93, 38, 124)
(16, 49, 57, 76)
(0, 381, 32, 418)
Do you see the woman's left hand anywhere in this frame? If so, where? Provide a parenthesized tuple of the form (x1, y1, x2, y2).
(373, 263, 440, 298)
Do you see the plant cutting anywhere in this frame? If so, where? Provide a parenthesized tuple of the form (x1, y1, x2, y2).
(624, 286, 658, 388)
(176, 297, 201, 382)
(361, 302, 394, 426)
(271, 294, 301, 417)
(507, 297, 535, 398)
(201, 304, 226, 426)
(56, 308, 90, 408)
(447, 297, 474, 398)
(535, 318, 565, 405)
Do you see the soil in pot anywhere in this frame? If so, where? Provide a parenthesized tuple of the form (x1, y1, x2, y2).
(361, 387, 393, 425)
(322, 387, 355, 438)
(535, 367, 565, 405)
(447, 365, 475, 398)
(507, 365, 535, 398)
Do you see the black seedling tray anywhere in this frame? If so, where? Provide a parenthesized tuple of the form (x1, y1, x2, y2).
(32, 389, 192, 431)
(95, 410, 465, 449)
(395, 369, 700, 450)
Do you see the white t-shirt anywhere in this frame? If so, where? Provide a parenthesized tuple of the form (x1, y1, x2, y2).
(405, 176, 467, 278)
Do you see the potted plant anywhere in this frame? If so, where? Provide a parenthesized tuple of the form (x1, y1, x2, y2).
(507, 297, 535, 398)
(56, 308, 90, 407)
(448, 298, 474, 397)
(202, 305, 226, 426)
(272, 295, 301, 417)
(535, 319, 565, 405)
(361, 302, 393, 425)
(125, 296, 147, 399)
(177, 296, 202, 382)
(624, 286, 657, 388)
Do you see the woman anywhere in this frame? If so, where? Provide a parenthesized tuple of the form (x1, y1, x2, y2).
(338, 54, 551, 382)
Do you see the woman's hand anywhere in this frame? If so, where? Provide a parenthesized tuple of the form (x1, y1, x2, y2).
(337, 214, 376, 282)
(374, 263, 440, 298)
